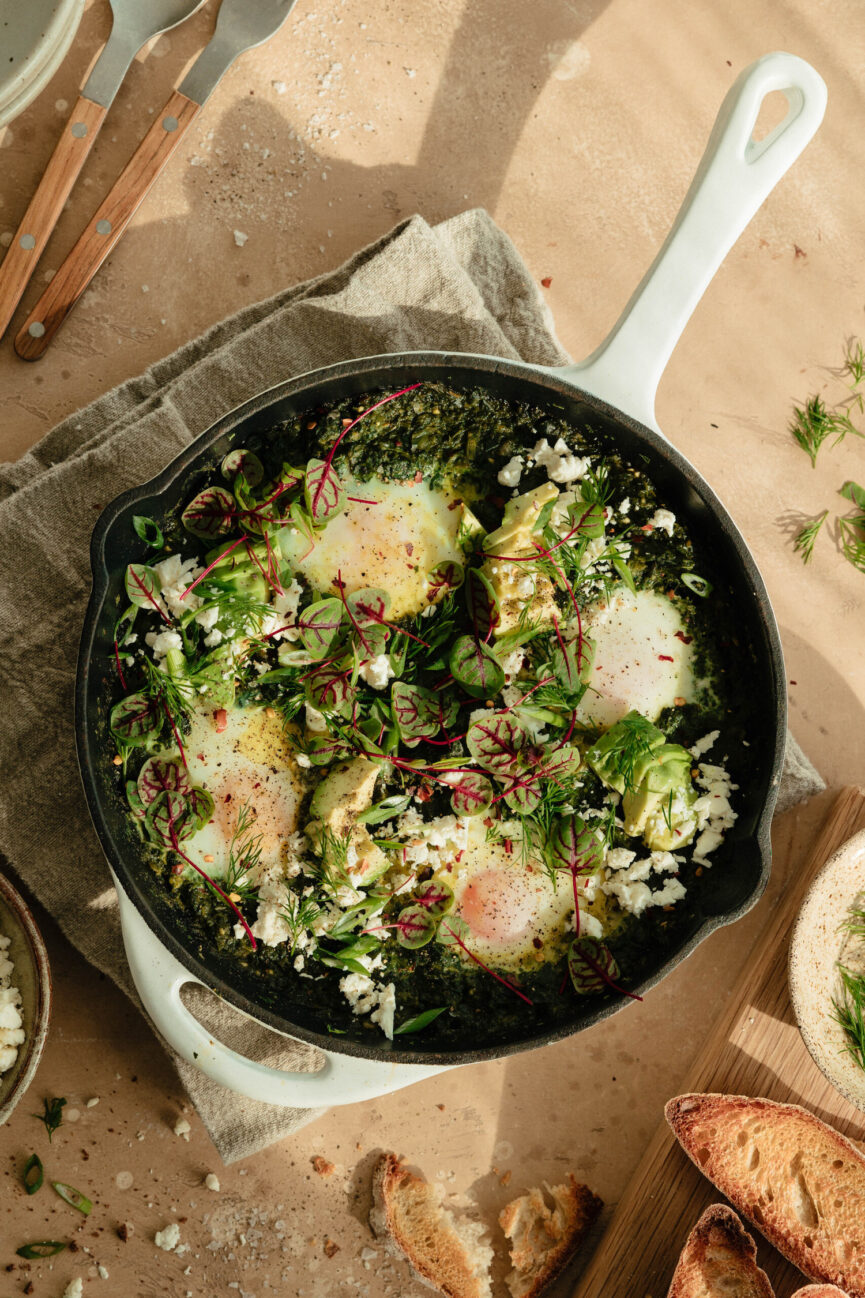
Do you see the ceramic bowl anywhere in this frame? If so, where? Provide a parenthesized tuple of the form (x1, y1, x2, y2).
(0, 0, 86, 132)
(789, 828, 865, 1111)
(0, 872, 52, 1125)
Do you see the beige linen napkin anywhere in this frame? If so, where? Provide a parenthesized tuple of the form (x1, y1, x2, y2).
(0, 209, 823, 1163)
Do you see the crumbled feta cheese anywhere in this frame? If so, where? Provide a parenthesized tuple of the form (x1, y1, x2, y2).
(305, 703, 327, 733)
(204, 1173, 220, 1192)
(690, 730, 720, 758)
(296, 752, 312, 768)
(146, 629, 183, 661)
(269, 579, 304, 640)
(497, 455, 524, 488)
(500, 649, 525, 682)
(359, 654, 395, 690)
(152, 554, 202, 616)
(370, 982, 396, 1040)
(339, 972, 377, 1013)
(173, 1117, 191, 1141)
(195, 604, 219, 632)
(691, 761, 738, 864)
(649, 508, 676, 535)
(204, 628, 223, 647)
(577, 909, 604, 940)
(63, 1280, 83, 1298)
(532, 436, 590, 483)
(619, 497, 631, 514)
(233, 229, 248, 248)
(0, 934, 24, 1075)
(601, 848, 687, 916)
(155, 1222, 181, 1251)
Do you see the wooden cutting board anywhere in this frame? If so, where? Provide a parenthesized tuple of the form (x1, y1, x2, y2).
(573, 785, 865, 1298)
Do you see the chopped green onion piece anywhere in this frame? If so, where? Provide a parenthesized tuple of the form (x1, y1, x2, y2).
(394, 1006, 447, 1035)
(132, 514, 164, 548)
(23, 1153, 43, 1195)
(682, 572, 712, 597)
(52, 1181, 93, 1215)
(16, 1241, 67, 1259)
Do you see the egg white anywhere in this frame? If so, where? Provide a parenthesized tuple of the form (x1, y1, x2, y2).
(278, 476, 465, 619)
(182, 705, 305, 876)
(575, 587, 695, 728)
(432, 823, 578, 971)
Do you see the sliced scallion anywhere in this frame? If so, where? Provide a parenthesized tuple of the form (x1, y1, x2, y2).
(16, 1241, 67, 1259)
(52, 1181, 93, 1215)
(22, 1153, 43, 1195)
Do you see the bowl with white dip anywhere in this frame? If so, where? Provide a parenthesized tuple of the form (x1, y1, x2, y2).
(0, 872, 51, 1124)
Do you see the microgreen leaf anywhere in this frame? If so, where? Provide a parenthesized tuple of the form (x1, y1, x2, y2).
(394, 905, 437, 948)
(33, 1096, 66, 1141)
(181, 486, 237, 540)
(346, 588, 391, 627)
(448, 636, 505, 699)
(426, 560, 464, 603)
(840, 478, 865, 510)
(568, 937, 621, 995)
(464, 567, 500, 640)
(188, 786, 215, 832)
(297, 597, 345, 659)
(145, 790, 195, 847)
(125, 563, 165, 618)
(52, 1181, 93, 1215)
(446, 771, 493, 817)
(394, 1006, 448, 1035)
(110, 694, 163, 747)
(466, 712, 527, 775)
(22, 1154, 43, 1195)
(305, 457, 346, 526)
(137, 756, 190, 806)
(610, 553, 637, 596)
(436, 914, 471, 946)
(222, 448, 264, 488)
(356, 794, 412, 826)
(304, 663, 355, 717)
(132, 515, 164, 548)
(391, 681, 442, 745)
(413, 881, 455, 916)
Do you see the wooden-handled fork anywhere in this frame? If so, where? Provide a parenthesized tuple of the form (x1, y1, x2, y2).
(0, 0, 208, 344)
(15, 0, 300, 361)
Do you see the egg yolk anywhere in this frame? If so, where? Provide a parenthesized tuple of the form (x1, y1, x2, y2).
(458, 869, 536, 945)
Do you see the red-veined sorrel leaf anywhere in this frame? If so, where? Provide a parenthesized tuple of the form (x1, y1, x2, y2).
(181, 486, 236, 541)
(436, 914, 471, 947)
(345, 587, 391, 627)
(188, 786, 215, 831)
(502, 774, 542, 815)
(445, 771, 493, 816)
(125, 564, 167, 621)
(550, 619, 594, 692)
(539, 744, 581, 783)
(426, 560, 464, 603)
(221, 448, 264, 488)
(304, 663, 355, 717)
(448, 636, 505, 699)
(466, 712, 527, 775)
(305, 734, 353, 766)
(352, 621, 389, 660)
(137, 756, 190, 806)
(464, 567, 500, 640)
(145, 791, 194, 847)
(391, 681, 441, 745)
(126, 780, 146, 821)
(568, 936, 632, 998)
(297, 597, 344, 659)
(413, 881, 455, 917)
(110, 694, 162, 746)
(394, 905, 436, 949)
(436, 692, 460, 731)
(546, 814, 603, 879)
(305, 457, 346, 526)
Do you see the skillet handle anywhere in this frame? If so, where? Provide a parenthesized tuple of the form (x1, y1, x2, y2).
(558, 51, 827, 432)
(114, 876, 448, 1108)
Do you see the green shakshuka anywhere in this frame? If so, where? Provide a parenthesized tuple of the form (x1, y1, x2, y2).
(109, 383, 746, 1043)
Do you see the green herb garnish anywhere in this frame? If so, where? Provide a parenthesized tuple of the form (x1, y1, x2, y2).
(16, 1241, 67, 1259)
(394, 1006, 448, 1035)
(33, 1096, 66, 1141)
(839, 480, 865, 574)
(22, 1153, 43, 1195)
(52, 1181, 93, 1215)
(793, 509, 828, 563)
(133, 515, 165, 548)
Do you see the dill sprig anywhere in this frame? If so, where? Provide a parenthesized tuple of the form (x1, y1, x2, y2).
(790, 339, 865, 466)
(793, 509, 828, 564)
(280, 891, 324, 955)
(833, 964, 865, 1072)
(222, 802, 264, 902)
(141, 658, 193, 726)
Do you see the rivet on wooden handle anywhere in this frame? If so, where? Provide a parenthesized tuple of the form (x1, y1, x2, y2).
(15, 89, 201, 361)
(0, 95, 107, 342)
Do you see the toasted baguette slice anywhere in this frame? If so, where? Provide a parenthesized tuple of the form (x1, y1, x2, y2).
(498, 1174, 602, 1298)
(369, 1153, 493, 1298)
(667, 1204, 774, 1298)
(791, 1288, 852, 1297)
(666, 1094, 865, 1297)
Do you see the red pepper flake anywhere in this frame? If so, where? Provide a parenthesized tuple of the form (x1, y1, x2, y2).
(455, 850, 464, 863)
(674, 631, 693, 645)
(658, 654, 674, 662)
(447, 498, 464, 511)
(413, 470, 423, 483)
(641, 523, 654, 532)
(541, 276, 552, 288)
(405, 542, 414, 556)
(215, 708, 228, 733)
(224, 793, 232, 804)
(416, 784, 433, 803)
(503, 838, 513, 854)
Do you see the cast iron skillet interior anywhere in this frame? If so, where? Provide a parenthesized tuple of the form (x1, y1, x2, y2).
(77, 353, 787, 1067)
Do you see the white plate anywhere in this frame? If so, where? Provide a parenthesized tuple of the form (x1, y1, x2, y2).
(0, 0, 86, 130)
(0, 872, 52, 1125)
(789, 828, 865, 1111)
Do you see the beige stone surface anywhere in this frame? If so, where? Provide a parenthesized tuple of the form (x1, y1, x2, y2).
(1, 0, 864, 1295)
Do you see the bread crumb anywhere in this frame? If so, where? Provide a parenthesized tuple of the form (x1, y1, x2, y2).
(204, 1173, 220, 1192)
(85, 1096, 99, 1107)
(500, 1169, 513, 1187)
(154, 1222, 181, 1252)
(173, 1117, 191, 1140)
(272, 80, 287, 94)
(62, 1280, 83, 1298)
(312, 1155, 335, 1176)
(233, 230, 249, 248)
(324, 1238, 340, 1257)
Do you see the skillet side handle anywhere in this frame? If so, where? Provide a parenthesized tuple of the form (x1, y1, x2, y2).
(114, 877, 448, 1107)
(558, 52, 827, 432)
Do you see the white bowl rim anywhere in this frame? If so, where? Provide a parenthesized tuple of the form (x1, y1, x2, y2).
(789, 827, 865, 1111)
(0, 0, 86, 130)
(0, 872, 52, 1126)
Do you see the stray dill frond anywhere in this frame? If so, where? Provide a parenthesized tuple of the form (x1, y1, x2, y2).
(222, 802, 264, 900)
(791, 340, 865, 466)
(833, 964, 865, 1072)
(579, 463, 612, 506)
(839, 480, 865, 574)
(793, 509, 828, 564)
(280, 891, 324, 955)
(141, 658, 193, 725)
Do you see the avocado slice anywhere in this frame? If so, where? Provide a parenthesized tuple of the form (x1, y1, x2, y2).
(307, 757, 390, 887)
(203, 541, 268, 603)
(483, 481, 559, 557)
(586, 711, 699, 851)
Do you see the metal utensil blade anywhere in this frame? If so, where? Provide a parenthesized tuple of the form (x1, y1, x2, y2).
(84, 0, 210, 110)
(179, 0, 299, 107)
